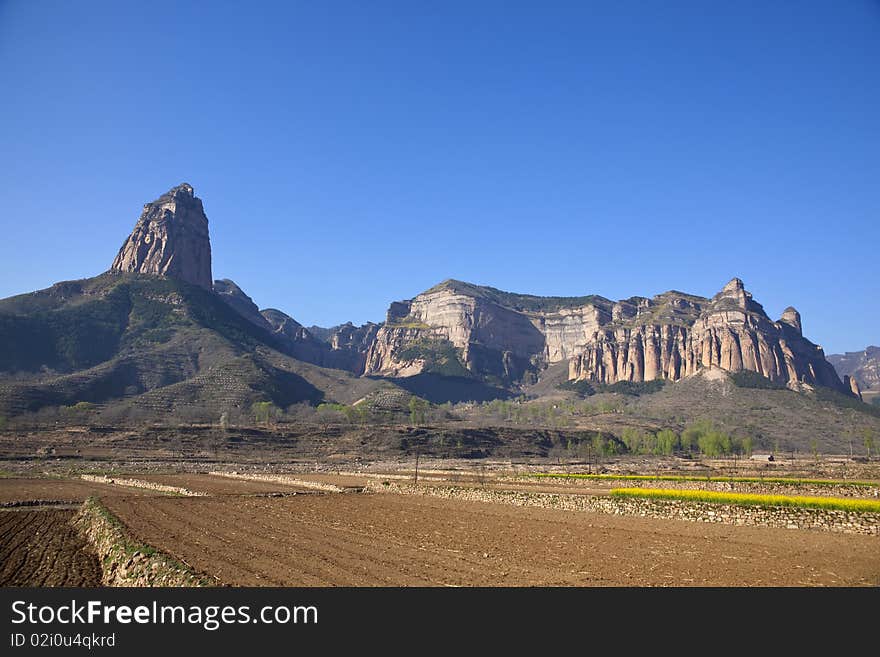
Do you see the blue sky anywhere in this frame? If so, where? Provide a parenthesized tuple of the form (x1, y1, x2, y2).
(1, 1, 877, 354)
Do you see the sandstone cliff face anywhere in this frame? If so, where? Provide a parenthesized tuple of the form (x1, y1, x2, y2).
(364, 277, 849, 395)
(364, 320, 444, 378)
(364, 281, 616, 381)
(111, 184, 212, 289)
(569, 278, 844, 392)
(328, 322, 380, 353)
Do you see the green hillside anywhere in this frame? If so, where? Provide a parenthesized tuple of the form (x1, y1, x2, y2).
(0, 272, 392, 420)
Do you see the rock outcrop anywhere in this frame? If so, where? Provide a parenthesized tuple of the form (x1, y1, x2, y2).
(364, 277, 851, 395)
(569, 278, 844, 391)
(261, 310, 378, 375)
(111, 183, 212, 289)
(214, 279, 272, 330)
(261, 307, 329, 364)
(843, 375, 863, 401)
(262, 308, 313, 343)
(828, 346, 880, 394)
(364, 280, 583, 381)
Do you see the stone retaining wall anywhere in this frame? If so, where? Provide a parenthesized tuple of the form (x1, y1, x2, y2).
(516, 477, 880, 498)
(339, 471, 445, 482)
(370, 482, 880, 536)
(80, 474, 205, 496)
(208, 471, 345, 492)
(73, 497, 211, 586)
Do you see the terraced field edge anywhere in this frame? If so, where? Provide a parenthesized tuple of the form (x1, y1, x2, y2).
(74, 497, 214, 587)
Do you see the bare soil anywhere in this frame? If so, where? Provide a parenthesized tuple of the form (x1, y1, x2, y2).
(0, 477, 163, 505)
(132, 473, 322, 495)
(282, 473, 377, 488)
(104, 493, 880, 587)
(0, 509, 101, 586)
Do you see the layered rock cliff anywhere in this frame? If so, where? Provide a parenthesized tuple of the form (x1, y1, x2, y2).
(111, 183, 212, 289)
(569, 278, 843, 391)
(364, 280, 604, 381)
(364, 278, 851, 394)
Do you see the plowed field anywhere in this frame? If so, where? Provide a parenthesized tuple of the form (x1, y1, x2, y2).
(104, 493, 880, 587)
(0, 477, 163, 504)
(0, 510, 100, 586)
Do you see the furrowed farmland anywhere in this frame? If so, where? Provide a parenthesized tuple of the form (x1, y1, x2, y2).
(2, 459, 879, 587)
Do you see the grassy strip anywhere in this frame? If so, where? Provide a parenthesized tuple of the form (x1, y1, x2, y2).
(609, 488, 880, 513)
(530, 473, 878, 487)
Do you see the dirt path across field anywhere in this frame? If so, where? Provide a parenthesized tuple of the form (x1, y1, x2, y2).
(104, 492, 880, 587)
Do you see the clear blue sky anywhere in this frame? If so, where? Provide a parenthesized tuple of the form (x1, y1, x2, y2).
(1, 1, 877, 354)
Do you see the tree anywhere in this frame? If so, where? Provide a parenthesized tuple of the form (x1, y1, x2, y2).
(863, 428, 876, 460)
(61, 401, 95, 424)
(656, 429, 679, 456)
(681, 420, 713, 453)
(315, 403, 345, 429)
(408, 397, 429, 425)
(697, 430, 731, 457)
(251, 401, 279, 427)
(741, 436, 753, 458)
(621, 427, 642, 453)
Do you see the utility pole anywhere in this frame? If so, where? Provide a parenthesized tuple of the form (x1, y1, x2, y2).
(414, 450, 420, 486)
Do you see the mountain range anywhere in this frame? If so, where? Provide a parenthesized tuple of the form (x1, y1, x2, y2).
(1, 184, 876, 441)
(827, 347, 880, 404)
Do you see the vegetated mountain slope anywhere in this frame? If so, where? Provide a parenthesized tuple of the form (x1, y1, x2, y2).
(0, 272, 389, 418)
(521, 359, 575, 399)
(607, 369, 880, 454)
(0, 181, 864, 437)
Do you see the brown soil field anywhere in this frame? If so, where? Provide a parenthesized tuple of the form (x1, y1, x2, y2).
(323, 472, 611, 496)
(0, 477, 164, 505)
(104, 493, 880, 587)
(0, 509, 101, 586)
(133, 473, 322, 495)
(284, 473, 375, 488)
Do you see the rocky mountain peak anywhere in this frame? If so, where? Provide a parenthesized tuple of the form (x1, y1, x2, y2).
(111, 183, 212, 289)
(722, 277, 744, 293)
(715, 277, 750, 306)
(779, 306, 802, 334)
(709, 277, 767, 317)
